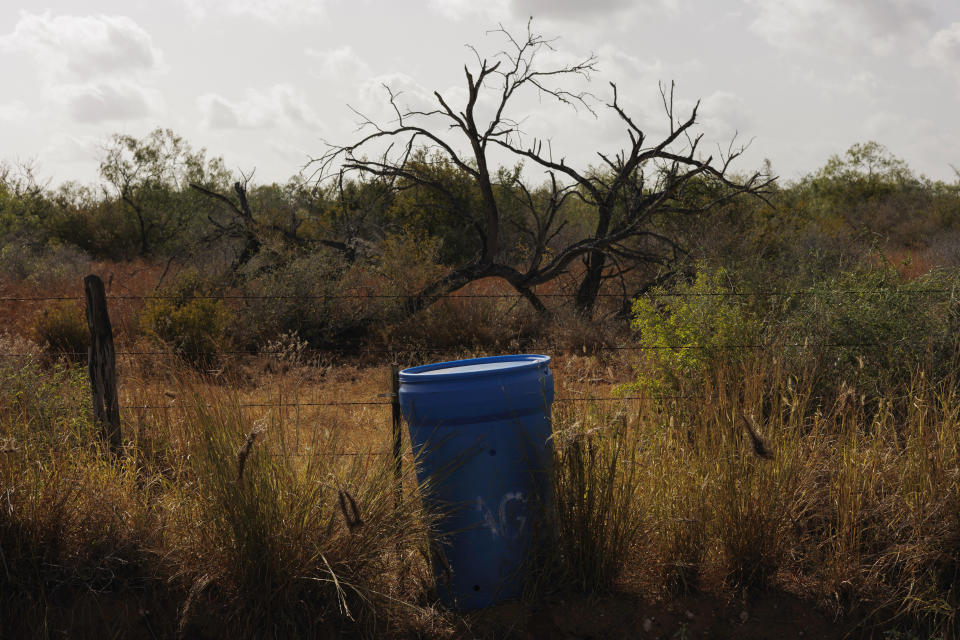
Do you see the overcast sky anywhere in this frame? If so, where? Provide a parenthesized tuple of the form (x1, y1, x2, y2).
(2, 0, 959, 190)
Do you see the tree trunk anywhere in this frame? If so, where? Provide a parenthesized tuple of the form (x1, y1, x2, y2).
(474, 160, 499, 262)
(230, 181, 261, 272)
(231, 234, 261, 272)
(135, 205, 149, 255)
(402, 262, 546, 318)
(574, 249, 606, 316)
(574, 199, 614, 316)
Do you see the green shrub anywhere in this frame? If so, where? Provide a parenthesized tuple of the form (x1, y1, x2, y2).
(374, 228, 445, 293)
(236, 231, 447, 351)
(627, 261, 960, 405)
(235, 248, 357, 349)
(0, 353, 171, 638)
(624, 264, 760, 394)
(0, 237, 90, 285)
(139, 270, 233, 365)
(0, 355, 91, 447)
(31, 300, 89, 360)
(781, 263, 960, 403)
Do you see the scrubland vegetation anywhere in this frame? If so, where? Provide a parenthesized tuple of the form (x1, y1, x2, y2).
(2, 133, 959, 639)
(3, 24, 960, 639)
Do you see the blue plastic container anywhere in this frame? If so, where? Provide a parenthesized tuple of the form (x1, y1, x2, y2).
(399, 354, 554, 609)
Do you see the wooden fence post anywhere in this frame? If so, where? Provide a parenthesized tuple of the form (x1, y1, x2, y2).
(84, 275, 122, 455)
(391, 363, 403, 505)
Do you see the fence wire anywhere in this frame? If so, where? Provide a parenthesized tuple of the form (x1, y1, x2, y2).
(2, 287, 955, 436)
(0, 341, 945, 360)
(0, 288, 955, 303)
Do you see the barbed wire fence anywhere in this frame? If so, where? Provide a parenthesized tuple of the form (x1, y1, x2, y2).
(1, 275, 957, 466)
(2, 288, 956, 302)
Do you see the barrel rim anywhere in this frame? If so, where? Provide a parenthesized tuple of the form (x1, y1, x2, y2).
(399, 354, 551, 383)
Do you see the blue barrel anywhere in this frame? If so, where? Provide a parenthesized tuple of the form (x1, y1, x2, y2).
(399, 354, 554, 609)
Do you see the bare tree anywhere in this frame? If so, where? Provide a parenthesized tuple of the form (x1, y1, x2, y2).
(499, 81, 773, 313)
(190, 172, 364, 276)
(190, 171, 262, 273)
(315, 21, 772, 317)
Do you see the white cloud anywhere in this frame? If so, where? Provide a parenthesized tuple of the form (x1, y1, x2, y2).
(355, 73, 439, 121)
(746, 0, 934, 57)
(40, 133, 102, 165)
(0, 101, 30, 122)
(0, 12, 164, 124)
(198, 85, 320, 130)
(430, 0, 675, 22)
(181, 0, 326, 23)
(799, 68, 881, 100)
(846, 70, 881, 95)
(0, 12, 164, 81)
(598, 46, 665, 81)
(429, 0, 509, 22)
(56, 81, 161, 123)
(268, 139, 314, 165)
(861, 110, 937, 145)
(199, 95, 242, 129)
(511, 0, 675, 20)
(925, 22, 960, 77)
(698, 90, 753, 141)
(593, 46, 668, 112)
(587, 47, 717, 146)
(306, 45, 371, 80)
(857, 110, 956, 178)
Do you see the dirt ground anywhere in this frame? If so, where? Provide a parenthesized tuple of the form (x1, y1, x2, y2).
(437, 589, 861, 640)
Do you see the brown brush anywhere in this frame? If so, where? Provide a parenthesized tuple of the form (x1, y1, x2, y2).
(739, 409, 774, 460)
(236, 428, 264, 482)
(338, 489, 364, 532)
(177, 573, 212, 639)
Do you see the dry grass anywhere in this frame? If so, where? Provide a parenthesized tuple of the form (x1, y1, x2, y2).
(2, 310, 960, 637)
(624, 355, 960, 635)
(543, 406, 647, 594)
(0, 354, 433, 638)
(163, 384, 433, 637)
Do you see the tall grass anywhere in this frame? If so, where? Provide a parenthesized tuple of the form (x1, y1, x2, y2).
(538, 348, 959, 636)
(625, 354, 960, 634)
(166, 384, 432, 637)
(0, 353, 167, 638)
(2, 337, 959, 637)
(0, 356, 432, 639)
(546, 405, 647, 593)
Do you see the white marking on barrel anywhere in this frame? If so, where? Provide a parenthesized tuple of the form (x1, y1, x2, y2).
(476, 492, 527, 540)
